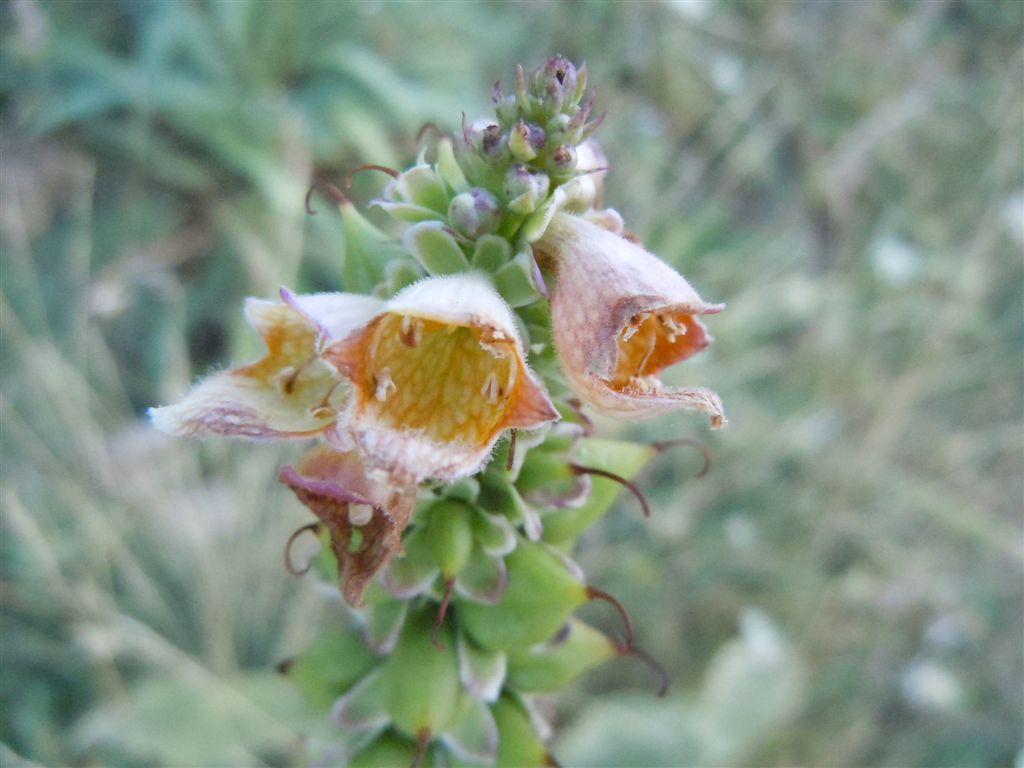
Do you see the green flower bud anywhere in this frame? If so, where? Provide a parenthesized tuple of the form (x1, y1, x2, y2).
(547, 143, 578, 178)
(503, 164, 550, 215)
(493, 694, 552, 768)
(424, 499, 475, 578)
(509, 120, 545, 162)
(349, 731, 422, 767)
(506, 618, 617, 692)
(448, 188, 502, 239)
(458, 538, 587, 651)
(379, 606, 462, 738)
(281, 626, 378, 710)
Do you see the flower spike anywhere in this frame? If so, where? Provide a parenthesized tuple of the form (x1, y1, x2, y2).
(278, 444, 417, 607)
(150, 293, 382, 439)
(323, 272, 559, 482)
(537, 212, 726, 428)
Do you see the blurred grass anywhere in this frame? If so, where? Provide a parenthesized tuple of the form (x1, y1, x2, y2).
(1, 1, 1022, 766)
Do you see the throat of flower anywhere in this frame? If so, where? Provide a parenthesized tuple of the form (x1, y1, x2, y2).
(610, 309, 705, 392)
(361, 314, 516, 445)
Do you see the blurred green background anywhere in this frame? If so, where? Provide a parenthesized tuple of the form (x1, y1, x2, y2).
(2, 1, 1021, 766)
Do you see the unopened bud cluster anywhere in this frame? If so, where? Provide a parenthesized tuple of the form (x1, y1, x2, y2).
(152, 57, 725, 766)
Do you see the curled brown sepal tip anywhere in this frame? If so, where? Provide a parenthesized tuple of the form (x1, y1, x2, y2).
(570, 463, 651, 518)
(586, 585, 634, 648)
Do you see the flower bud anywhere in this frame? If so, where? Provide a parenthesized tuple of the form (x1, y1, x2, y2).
(534, 56, 577, 109)
(479, 123, 510, 165)
(509, 120, 545, 162)
(503, 164, 550, 214)
(547, 143, 577, 177)
(448, 188, 502, 238)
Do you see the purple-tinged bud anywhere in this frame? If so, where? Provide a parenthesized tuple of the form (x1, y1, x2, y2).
(535, 56, 577, 107)
(509, 120, 546, 163)
(480, 124, 510, 164)
(503, 164, 550, 214)
(448, 188, 502, 238)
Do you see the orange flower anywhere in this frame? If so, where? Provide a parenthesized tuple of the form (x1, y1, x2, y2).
(150, 291, 382, 439)
(537, 212, 725, 427)
(323, 273, 559, 482)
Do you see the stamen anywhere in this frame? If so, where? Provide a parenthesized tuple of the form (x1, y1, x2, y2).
(278, 354, 317, 394)
(636, 331, 656, 376)
(652, 438, 712, 479)
(348, 503, 374, 527)
(481, 371, 500, 404)
(506, 429, 517, 471)
(309, 380, 343, 419)
(615, 643, 670, 698)
(430, 577, 455, 650)
(284, 522, 322, 576)
(304, 180, 348, 215)
(374, 367, 396, 402)
(585, 585, 635, 648)
(399, 315, 422, 347)
(570, 463, 652, 518)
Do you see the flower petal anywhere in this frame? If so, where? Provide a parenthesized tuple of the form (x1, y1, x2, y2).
(538, 212, 726, 427)
(150, 293, 380, 439)
(323, 273, 559, 482)
(278, 444, 417, 607)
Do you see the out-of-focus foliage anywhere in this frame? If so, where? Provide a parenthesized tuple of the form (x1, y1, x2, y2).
(1, 1, 1021, 766)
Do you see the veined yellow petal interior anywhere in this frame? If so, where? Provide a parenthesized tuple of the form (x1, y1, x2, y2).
(610, 309, 703, 392)
(362, 314, 516, 444)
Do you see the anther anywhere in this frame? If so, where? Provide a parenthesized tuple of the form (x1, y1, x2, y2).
(344, 163, 400, 189)
(304, 180, 348, 215)
(651, 438, 712, 479)
(348, 503, 374, 527)
(570, 464, 651, 518)
(284, 522, 322, 576)
(399, 315, 422, 347)
(430, 577, 455, 650)
(585, 585, 634, 648)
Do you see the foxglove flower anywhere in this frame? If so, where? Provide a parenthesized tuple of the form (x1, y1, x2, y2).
(150, 292, 382, 439)
(323, 272, 559, 483)
(537, 211, 726, 427)
(279, 444, 417, 607)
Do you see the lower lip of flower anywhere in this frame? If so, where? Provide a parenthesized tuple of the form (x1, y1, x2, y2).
(359, 313, 517, 444)
(610, 309, 706, 392)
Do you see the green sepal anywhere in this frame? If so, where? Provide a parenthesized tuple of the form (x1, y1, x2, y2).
(348, 730, 423, 768)
(518, 187, 565, 245)
(392, 164, 451, 214)
(542, 438, 659, 548)
(360, 598, 409, 654)
(340, 200, 406, 294)
(443, 477, 480, 504)
(457, 629, 507, 702)
(478, 472, 543, 541)
(436, 138, 470, 193)
(424, 499, 475, 578)
(283, 626, 378, 711)
(493, 694, 551, 768)
(457, 539, 586, 652)
(506, 618, 617, 693)
(404, 221, 471, 275)
(471, 234, 512, 272)
(378, 606, 463, 738)
(380, 528, 439, 598)
(471, 508, 517, 558)
(493, 250, 544, 307)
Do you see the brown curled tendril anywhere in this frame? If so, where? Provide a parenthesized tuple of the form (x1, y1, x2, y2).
(652, 438, 712, 478)
(569, 463, 651, 518)
(344, 163, 400, 189)
(410, 727, 431, 768)
(304, 180, 348, 215)
(506, 429, 517, 471)
(430, 576, 455, 650)
(615, 642, 670, 698)
(586, 585, 634, 648)
(415, 121, 448, 145)
(284, 522, 322, 576)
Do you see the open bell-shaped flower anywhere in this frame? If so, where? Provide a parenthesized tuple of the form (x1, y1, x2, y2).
(536, 211, 726, 427)
(279, 443, 417, 607)
(322, 272, 559, 483)
(150, 291, 383, 439)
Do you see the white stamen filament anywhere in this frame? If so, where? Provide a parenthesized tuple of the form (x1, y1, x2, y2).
(374, 367, 396, 402)
(481, 372, 500, 404)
